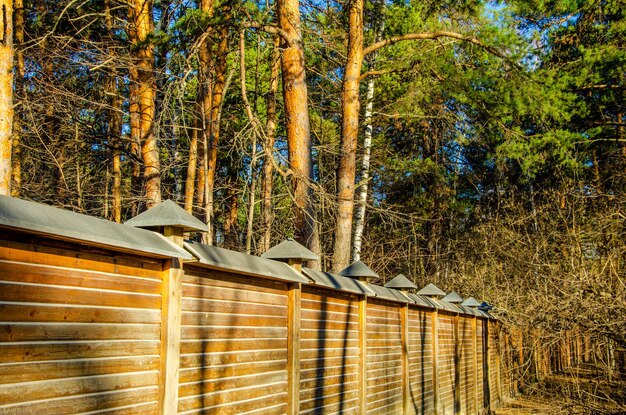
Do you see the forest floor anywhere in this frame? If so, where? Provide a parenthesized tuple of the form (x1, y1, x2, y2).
(495, 366, 626, 415)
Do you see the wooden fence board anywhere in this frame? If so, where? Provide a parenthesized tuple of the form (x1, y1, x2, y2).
(178, 267, 289, 415)
(366, 300, 403, 415)
(299, 286, 360, 415)
(0, 240, 162, 414)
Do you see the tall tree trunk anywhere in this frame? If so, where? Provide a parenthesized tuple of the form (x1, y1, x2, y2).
(277, 0, 320, 268)
(332, 0, 363, 272)
(105, 0, 122, 222)
(352, 75, 374, 262)
(223, 167, 239, 248)
(129, 83, 142, 216)
(195, 1, 230, 243)
(352, 8, 384, 262)
(0, 0, 12, 195)
(11, 0, 23, 196)
(260, 35, 280, 254)
(184, 120, 199, 213)
(129, 0, 160, 208)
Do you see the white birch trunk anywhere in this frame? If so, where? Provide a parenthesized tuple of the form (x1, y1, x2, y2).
(352, 75, 375, 261)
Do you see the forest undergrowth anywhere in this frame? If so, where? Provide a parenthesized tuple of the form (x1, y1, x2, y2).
(500, 365, 626, 415)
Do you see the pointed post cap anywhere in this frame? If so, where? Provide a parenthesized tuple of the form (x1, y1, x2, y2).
(461, 297, 481, 307)
(260, 238, 320, 261)
(338, 260, 379, 283)
(479, 301, 493, 312)
(442, 291, 464, 303)
(125, 200, 208, 233)
(385, 274, 417, 291)
(417, 283, 446, 297)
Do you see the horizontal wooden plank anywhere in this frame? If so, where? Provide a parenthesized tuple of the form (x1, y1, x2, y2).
(0, 372, 158, 405)
(0, 282, 160, 309)
(300, 356, 359, 371)
(180, 326, 286, 340)
(183, 283, 287, 307)
(71, 401, 159, 415)
(300, 399, 360, 415)
(0, 355, 160, 384)
(367, 378, 403, 396)
(0, 241, 162, 279)
(300, 328, 358, 340)
(177, 381, 286, 413)
(300, 304, 358, 318)
(366, 324, 402, 335)
(182, 298, 286, 316)
(302, 285, 359, 299)
(301, 339, 358, 350)
(180, 350, 287, 369)
(0, 323, 160, 342)
(0, 261, 161, 294)
(366, 331, 402, 341)
(301, 299, 357, 313)
(179, 371, 287, 398)
(181, 312, 287, 328)
(366, 368, 402, 382)
(179, 391, 287, 415)
(183, 268, 288, 293)
(367, 397, 403, 413)
(300, 365, 359, 381)
(299, 387, 360, 409)
(300, 319, 358, 331)
(179, 361, 287, 384)
(300, 372, 359, 391)
(300, 347, 360, 360)
(0, 302, 161, 324)
(180, 338, 287, 354)
(0, 340, 159, 363)
(0, 386, 158, 415)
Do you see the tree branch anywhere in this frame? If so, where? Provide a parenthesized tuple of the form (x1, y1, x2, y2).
(363, 30, 506, 60)
(241, 21, 295, 48)
(359, 68, 402, 81)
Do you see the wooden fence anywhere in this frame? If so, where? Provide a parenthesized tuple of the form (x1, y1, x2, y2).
(0, 197, 507, 415)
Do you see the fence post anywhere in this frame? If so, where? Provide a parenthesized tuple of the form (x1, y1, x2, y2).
(401, 304, 410, 415)
(159, 258, 183, 415)
(495, 323, 502, 404)
(432, 309, 439, 415)
(359, 294, 368, 415)
(454, 314, 461, 415)
(472, 316, 478, 414)
(287, 282, 302, 415)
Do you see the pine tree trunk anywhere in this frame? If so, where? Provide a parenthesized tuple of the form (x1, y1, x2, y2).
(260, 35, 280, 254)
(0, 0, 12, 196)
(11, 0, 23, 196)
(105, 0, 122, 222)
(184, 122, 198, 213)
(195, 1, 230, 243)
(277, 0, 320, 267)
(332, 0, 363, 272)
(129, 0, 160, 209)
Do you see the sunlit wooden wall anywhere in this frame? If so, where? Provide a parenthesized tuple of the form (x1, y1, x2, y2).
(0, 233, 503, 415)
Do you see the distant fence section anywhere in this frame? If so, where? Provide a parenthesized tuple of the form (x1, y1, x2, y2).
(0, 196, 508, 415)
